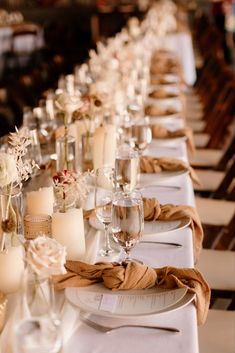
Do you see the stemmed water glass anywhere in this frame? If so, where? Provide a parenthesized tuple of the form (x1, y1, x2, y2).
(95, 166, 116, 257)
(111, 190, 144, 262)
(130, 116, 152, 155)
(115, 144, 139, 192)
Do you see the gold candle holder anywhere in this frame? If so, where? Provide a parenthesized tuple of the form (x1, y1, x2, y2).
(24, 214, 52, 240)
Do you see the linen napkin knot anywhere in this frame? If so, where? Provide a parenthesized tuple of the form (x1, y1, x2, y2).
(53, 261, 210, 326)
(140, 156, 200, 185)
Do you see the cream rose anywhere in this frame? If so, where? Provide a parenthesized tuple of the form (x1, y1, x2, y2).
(0, 153, 18, 188)
(26, 236, 67, 279)
(56, 92, 84, 115)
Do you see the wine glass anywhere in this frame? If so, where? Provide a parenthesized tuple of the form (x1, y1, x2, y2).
(130, 117, 152, 155)
(111, 190, 144, 262)
(115, 144, 139, 192)
(95, 166, 116, 257)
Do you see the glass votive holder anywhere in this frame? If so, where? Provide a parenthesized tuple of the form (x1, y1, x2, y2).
(56, 135, 77, 172)
(24, 214, 52, 240)
(14, 316, 62, 353)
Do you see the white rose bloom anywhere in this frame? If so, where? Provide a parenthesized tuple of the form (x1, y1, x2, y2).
(0, 152, 18, 188)
(26, 235, 67, 279)
(56, 92, 84, 115)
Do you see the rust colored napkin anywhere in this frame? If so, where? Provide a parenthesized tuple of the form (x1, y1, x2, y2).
(143, 198, 203, 261)
(151, 123, 195, 154)
(140, 156, 200, 186)
(53, 261, 210, 326)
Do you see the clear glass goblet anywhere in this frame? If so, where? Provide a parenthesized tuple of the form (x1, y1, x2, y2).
(115, 144, 139, 192)
(130, 117, 152, 155)
(95, 166, 116, 257)
(111, 190, 144, 263)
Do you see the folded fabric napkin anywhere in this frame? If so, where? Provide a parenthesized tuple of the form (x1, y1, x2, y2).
(151, 123, 195, 154)
(143, 198, 203, 261)
(53, 260, 210, 326)
(140, 156, 200, 186)
(145, 105, 178, 117)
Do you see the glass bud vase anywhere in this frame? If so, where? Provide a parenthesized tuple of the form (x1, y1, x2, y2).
(56, 134, 77, 172)
(14, 268, 62, 353)
(81, 133, 94, 172)
(0, 186, 24, 294)
(0, 185, 23, 244)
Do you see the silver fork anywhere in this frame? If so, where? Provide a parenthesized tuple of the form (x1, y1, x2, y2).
(79, 314, 180, 333)
(140, 240, 182, 248)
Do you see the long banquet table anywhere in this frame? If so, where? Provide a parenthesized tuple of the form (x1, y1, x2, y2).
(0, 27, 200, 353)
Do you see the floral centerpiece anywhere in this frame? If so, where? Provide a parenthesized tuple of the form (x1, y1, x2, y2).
(25, 235, 66, 318)
(0, 127, 38, 250)
(53, 169, 93, 213)
(73, 93, 102, 131)
(26, 235, 66, 279)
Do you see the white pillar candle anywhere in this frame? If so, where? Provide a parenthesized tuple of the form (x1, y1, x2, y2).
(52, 208, 85, 260)
(0, 246, 24, 294)
(93, 124, 117, 170)
(26, 187, 54, 216)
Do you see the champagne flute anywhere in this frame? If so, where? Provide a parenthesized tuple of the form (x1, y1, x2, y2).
(95, 166, 116, 257)
(115, 144, 139, 192)
(130, 117, 152, 155)
(112, 190, 144, 262)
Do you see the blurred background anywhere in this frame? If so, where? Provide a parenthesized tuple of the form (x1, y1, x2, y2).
(0, 0, 234, 136)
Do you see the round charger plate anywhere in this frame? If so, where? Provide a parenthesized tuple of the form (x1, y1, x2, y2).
(89, 213, 191, 235)
(151, 136, 187, 147)
(149, 114, 180, 124)
(143, 217, 191, 235)
(139, 169, 189, 185)
(146, 96, 182, 107)
(65, 285, 195, 319)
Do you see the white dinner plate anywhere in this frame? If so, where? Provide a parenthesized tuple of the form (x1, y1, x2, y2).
(149, 114, 181, 124)
(89, 212, 191, 235)
(151, 136, 187, 147)
(143, 218, 191, 235)
(65, 285, 194, 319)
(146, 96, 182, 107)
(139, 169, 189, 185)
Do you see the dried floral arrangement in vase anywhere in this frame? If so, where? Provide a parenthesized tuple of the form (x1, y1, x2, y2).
(0, 127, 39, 250)
(53, 169, 93, 213)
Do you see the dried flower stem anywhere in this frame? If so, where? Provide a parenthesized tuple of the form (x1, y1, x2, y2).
(63, 113, 69, 170)
(0, 183, 17, 251)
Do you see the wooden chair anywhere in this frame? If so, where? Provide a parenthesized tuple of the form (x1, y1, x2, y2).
(197, 248, 235, 353)
(198, 309, 235, 353)
(189, 134, 235, 169)
(197, 249, 235, 291)
(194, 156, 235, 196)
